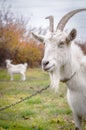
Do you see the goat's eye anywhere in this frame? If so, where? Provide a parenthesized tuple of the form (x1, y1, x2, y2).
(58, 42, 64, 48)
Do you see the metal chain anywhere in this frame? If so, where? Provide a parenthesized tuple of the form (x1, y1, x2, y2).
(0, 85, 50, 112)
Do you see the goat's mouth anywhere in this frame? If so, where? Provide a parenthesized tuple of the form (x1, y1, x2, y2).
(43, 65, 55, 72)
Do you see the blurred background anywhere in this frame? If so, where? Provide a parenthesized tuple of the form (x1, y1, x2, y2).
(0, 0, 86, 67)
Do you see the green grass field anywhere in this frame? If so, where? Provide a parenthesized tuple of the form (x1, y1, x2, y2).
(0, 68, 86, 130)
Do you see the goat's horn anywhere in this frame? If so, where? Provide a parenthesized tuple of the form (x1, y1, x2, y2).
(56, 8, 86, 31)
(45, 15, 54, 32)
(32, 32, 44, 42)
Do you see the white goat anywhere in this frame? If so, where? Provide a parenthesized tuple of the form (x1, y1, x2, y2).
(6, 59, 28, 81)
(32, 9, 86, 130)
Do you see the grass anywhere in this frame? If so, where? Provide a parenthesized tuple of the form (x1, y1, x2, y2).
(0, 68, 86, 130)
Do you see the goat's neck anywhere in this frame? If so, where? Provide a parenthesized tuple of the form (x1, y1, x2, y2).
(60, 53, 79, 81)
(61, 43, 83, 80)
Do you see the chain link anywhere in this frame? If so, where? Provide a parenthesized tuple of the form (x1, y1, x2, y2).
(0, 85, 50, 111)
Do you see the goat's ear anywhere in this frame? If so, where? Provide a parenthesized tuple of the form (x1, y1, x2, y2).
(67, 29, 77, 43)
(32, 32, 44, 43)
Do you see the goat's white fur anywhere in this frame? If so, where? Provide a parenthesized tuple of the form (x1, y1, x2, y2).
(6, 59, 28, 81)
(32, 29, 86, 130)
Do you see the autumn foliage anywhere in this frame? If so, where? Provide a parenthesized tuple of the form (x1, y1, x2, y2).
(0, 2, 44, 67)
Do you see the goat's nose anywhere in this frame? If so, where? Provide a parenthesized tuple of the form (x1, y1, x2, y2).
(42, 60, 49, 67)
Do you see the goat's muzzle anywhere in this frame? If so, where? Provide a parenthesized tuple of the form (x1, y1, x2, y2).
(42, 60, 55, 72)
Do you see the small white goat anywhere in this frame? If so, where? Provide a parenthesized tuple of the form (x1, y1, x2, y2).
(32, 9, 86, 130)
(6, 59, 28, 81)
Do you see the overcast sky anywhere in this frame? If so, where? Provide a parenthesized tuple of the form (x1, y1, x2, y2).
(0, 0, 86, 41)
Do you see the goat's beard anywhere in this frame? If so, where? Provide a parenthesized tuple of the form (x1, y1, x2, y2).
(49, 68, 60, 92)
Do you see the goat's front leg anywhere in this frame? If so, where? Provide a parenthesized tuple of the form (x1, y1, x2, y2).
(74, 114, 82, 130)
(10, 73, 14, 81)
(21, 73, 26, 81)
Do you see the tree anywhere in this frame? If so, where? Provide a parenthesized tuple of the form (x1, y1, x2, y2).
(0, 1, 44, 67)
